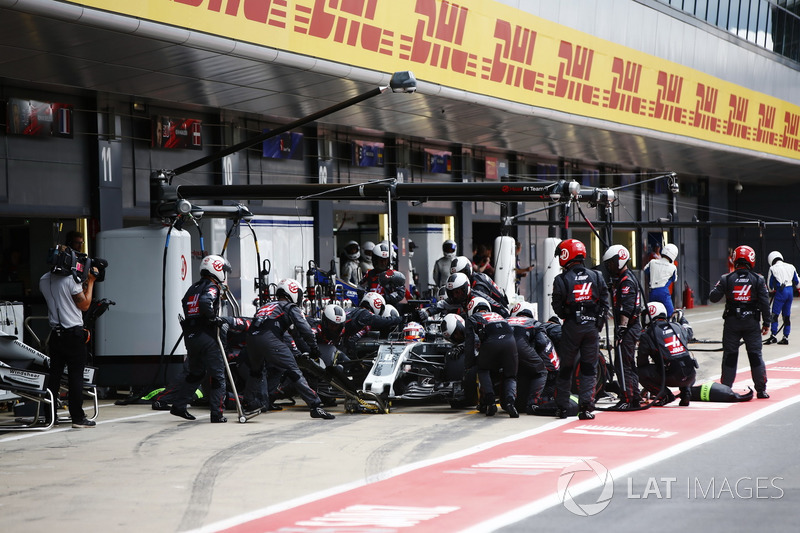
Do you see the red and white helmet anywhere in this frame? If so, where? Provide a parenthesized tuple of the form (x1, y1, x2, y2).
(403, 322, 425, 342)
(200, 254, 232, 283)
(276, 278, 303, 305)
(733, 245, 756, 269)
(441, 313, 465, 343)
(556, 239, 586, 267)
(602, 244, 630, 275)
(510, 301, 537, 318)
(467, 296, 491, 316)
(647, 301, 668, 319)
(360, 292, 386, 315)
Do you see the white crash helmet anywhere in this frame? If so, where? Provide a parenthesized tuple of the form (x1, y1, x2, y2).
(360, 292, 386, 315)
(199, 255, 232, 283)
(441, 313, 465, 343)
(647, 301, 668, 319)
(362, 241, 375, 262)
(383, 304, 399, 319)
(662, 243, 679, 262)
(768, 251, 783, 266)
(321, 303, 346, 337)
(403, 321, 425, 342)
(322, 303, 346, 325)
(510, 301, 536, 318)
(344, 240, 360, 261)
(445, 272, 471, 304)
(602, 244, 630, 275)
(467, 296, 491, 316)
(372, 242, 392, 271)
(276, 278, 304, 305)
(450, 255, 473, 276)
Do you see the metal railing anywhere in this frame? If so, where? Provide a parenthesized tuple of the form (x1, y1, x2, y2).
(656, 0, 800, 63)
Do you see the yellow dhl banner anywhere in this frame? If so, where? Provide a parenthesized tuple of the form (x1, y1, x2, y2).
(68, 0, 800, 160)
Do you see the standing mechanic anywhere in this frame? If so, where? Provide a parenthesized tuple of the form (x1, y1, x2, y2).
(644, 242, 678, 318)
(432, 239, 458, 289)
(166, 254, 231, 423)
(40, 245, 98, 428)
(247, 279, 336, 419)
(551, 238, 609, 420)
(709, 245, 771, 398)
(359, 241, 406, 307)
(637, 302, 697, 406)
(602, 244, 644, 409)
(765, 250, 800, 345)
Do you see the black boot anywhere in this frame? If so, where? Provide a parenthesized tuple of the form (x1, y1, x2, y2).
(578, 403, 595, 420)
(483, 393, 497, 416)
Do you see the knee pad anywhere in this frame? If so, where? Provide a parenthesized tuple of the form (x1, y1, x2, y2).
(557, 366, 574, 381)
(210, 376, 225, 390)
(579, 363, 596, 377)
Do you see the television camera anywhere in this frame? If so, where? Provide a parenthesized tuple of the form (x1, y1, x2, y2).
(47, 246, 108, 283)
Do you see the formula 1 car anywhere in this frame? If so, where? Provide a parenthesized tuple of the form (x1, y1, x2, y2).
(360, 321, 477, 410)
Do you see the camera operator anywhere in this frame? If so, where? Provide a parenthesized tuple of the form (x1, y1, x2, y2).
(40, 243, 98, 429)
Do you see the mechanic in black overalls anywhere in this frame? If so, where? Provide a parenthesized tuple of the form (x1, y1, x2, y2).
(450, 256, 510, 317)
(464, 296, 519, 417)
(637, 302, 697, 406)
(359, 241, 406, 308)
(247, 278, 336, 419)
(602, 244, 644, 409)
(709, 245, 771, 398)
(507, 301, 554, 415)
(169, 254, 231, 423)
(551, 239, 609, 420)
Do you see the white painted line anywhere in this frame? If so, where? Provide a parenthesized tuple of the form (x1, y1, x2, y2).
(461, 393, 800, 533)
(188, 418, 576, 533)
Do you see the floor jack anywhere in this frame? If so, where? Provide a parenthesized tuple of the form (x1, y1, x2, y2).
(297, 353, 388, 414)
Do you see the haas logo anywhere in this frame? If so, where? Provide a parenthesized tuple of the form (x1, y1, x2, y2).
(732, 284, 752, 301)
(663, 335, 686, 355)
(573, 282, 593, 302)
(619, 248, 629, 261)
(560, 248, 571, 261)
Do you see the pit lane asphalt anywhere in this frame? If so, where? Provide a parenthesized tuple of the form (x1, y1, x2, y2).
(1, 302, 798, 532)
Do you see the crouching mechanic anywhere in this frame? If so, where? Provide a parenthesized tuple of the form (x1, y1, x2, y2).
(169, 255, 231, 423)
(465, 296, 519, 417)
(508, 302, 555, 415)
(247, 279, 335, 419)
(551, 238, 609, 420)
(637, 303, 697, 406)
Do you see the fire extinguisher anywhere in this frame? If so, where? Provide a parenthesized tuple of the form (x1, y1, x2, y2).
(683, 281, 695, 309)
